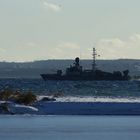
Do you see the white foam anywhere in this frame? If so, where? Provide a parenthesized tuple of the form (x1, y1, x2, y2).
(0, 101, 7, 104)
(37, 95, 56, 100)
(15, 104, 38, 111)
(55, 96, 140, 103)
(37, 95, 140, 103)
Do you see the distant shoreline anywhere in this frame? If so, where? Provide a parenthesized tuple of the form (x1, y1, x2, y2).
(0, 59, 140, 78)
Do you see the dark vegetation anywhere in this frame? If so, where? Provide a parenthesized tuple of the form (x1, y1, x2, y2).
(0, 88, 37, 105)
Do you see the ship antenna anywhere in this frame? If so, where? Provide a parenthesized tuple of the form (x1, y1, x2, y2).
(92, 47, 97, 71)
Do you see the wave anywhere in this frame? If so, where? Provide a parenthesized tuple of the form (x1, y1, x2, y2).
(38, 95, 140, 103)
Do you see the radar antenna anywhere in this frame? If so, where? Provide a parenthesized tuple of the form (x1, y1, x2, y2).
(92, 48, 97, 71)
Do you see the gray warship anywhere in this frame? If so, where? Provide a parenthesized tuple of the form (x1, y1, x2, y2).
(41, 48, 130, 81)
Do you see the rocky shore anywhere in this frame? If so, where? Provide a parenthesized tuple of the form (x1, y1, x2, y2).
(1, 89, 140, 115)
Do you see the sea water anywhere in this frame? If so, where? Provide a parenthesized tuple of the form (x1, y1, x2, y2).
(0, 79, 140, 139)
(0, 115, 140, 140)
(0, 78, 140, 98)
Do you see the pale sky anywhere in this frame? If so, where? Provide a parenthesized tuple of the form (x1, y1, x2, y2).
(0, 0, 140, 62)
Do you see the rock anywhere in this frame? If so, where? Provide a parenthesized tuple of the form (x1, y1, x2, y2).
(41, 97, 56, 102)
(0, 103, 14, 115)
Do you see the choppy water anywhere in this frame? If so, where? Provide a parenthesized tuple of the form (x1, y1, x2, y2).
(0, 79, 140, 98)
(0, 115, 140, 140)
(0, 80, 140, 140)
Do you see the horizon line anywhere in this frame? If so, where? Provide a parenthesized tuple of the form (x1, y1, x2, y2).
(0, 58, 140, 63)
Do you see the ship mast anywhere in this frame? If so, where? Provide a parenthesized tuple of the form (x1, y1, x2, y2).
(92, 48, 97, 71)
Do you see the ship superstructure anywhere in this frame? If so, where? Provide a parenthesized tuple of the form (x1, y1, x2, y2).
(41, 48, 130, 81)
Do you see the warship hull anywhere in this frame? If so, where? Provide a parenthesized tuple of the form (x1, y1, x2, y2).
(41, 74, 130, 81)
